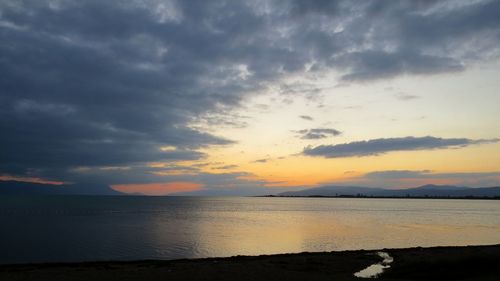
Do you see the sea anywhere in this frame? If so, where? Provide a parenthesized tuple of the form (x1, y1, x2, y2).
(1, 196, 499, 264)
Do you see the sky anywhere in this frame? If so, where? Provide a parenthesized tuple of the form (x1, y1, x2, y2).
(1, 0, 500, 195)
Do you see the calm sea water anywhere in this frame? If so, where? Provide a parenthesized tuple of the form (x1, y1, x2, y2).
(1, 196, 499, 264)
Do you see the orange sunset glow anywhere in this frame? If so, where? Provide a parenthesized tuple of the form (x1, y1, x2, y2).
(112, 182, 203, 196)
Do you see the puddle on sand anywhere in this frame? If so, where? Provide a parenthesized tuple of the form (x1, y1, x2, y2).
(354, 252, 394, 278)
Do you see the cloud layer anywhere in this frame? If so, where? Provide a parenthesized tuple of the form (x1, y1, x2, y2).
(303, 136, 498, 158)
(1, 0, 500, 192)
(296, 128, 342, 139)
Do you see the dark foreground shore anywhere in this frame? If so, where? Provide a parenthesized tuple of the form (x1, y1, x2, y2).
(1, 244, 499, 281)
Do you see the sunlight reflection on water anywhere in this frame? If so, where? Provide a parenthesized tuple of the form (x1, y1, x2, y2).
(1, 197, 499, 263)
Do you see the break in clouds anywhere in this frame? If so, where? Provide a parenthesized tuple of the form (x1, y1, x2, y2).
(1, 0, 500, 191)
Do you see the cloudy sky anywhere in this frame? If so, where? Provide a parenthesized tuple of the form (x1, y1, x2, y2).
(1, 0, 500, 195)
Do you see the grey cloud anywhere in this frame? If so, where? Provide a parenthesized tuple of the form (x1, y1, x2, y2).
(193, 111, 250, 129)
(279, 82, 323, 101)
(192, 162, 224, 167)
(395, 93, 420, 101)
(299, 115, 314, 121)
(320, 0, 500, 81)
(337, 50, 464, 82)
(288, 0, 341, 16)
(0, 0, 248, 179)
(54, 164, 276, 195)
(303, 136, 499, 158)
(151, 164, 200, 173)
(168, 172, 299, 196)
(212, 165, 239, 170)
(296, 128, 342, 139)
(47, 164, 250, 187)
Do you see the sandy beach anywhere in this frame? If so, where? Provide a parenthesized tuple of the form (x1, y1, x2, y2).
(1, 244, 499, 281)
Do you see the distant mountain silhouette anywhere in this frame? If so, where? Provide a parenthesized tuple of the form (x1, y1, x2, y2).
(278, 184, 500, 198)
(3, 181, 499, 197)
(0, 181, 123, 196)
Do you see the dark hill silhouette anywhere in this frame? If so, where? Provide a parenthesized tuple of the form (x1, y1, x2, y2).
(0, 181, 123, 196)
(279, 184, 500, 198)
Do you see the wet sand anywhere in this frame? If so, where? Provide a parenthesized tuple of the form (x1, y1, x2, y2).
(1, 244, 499, 281)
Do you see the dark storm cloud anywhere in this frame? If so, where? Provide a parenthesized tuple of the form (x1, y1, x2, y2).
(296, 128, 342, 139)
(2, 0, 500, 188)
(303, 136, 499, 158)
